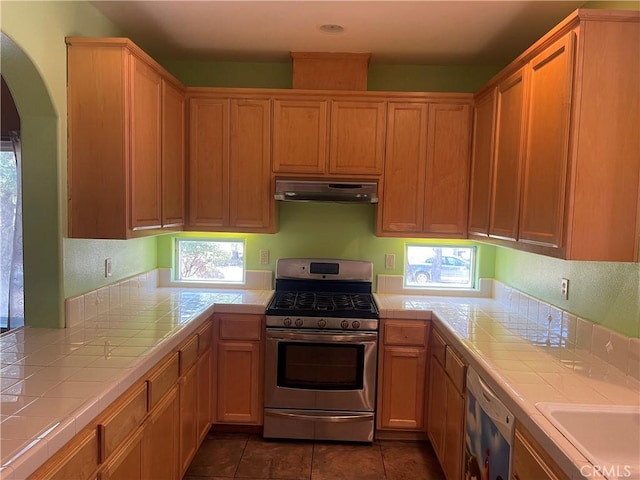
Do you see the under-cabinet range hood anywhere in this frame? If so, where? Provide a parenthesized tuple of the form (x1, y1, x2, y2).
(274, 180, 378, 204)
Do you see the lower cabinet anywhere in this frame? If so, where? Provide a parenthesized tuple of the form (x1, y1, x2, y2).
(427, 327, 467, 480)
(512, 424, 571, 480)
(28, 319, 213, 480)
(376, 319, 429, 434)
(212, 313, 264, 425)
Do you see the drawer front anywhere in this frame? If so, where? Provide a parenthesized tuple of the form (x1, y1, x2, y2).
(99, 382, 148, 461)
(445, 346, 466, 393)
(197, 320, 213, 355)
(179, 334, 199, 374)
(384, 321, 427, 346)
(147, 352, 179, 410)
(430, 328, 446, 366)
(30, 428, 99, 480)
(218, 314, 262, 341)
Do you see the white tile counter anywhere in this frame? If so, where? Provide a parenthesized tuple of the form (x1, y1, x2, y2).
(0, 285, 272, 480)
(375, 290, 640, 480)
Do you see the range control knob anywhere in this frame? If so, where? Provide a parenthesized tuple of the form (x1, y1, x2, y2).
(283, 317, 292, 327)
(295, 318, 304, 328)
(340, 320, 350, 329)
(318, 319, 327, 328)
(351, 320, 361, 329)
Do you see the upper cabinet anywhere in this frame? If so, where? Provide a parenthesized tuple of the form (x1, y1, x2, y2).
(66, 38, 185, 239)
(378, 99, 472, 237)
(272, 96, 385, 176)
(188, 93, 274, 233)
(468, 10, 640, 261)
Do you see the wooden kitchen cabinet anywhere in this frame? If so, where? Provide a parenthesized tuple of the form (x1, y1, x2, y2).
(188, 94, 274, 232)
(178, 334, 199, 476)
(196, 321, 213, 444)
(489, 67, 527, 241)
(99, 427, 144, 480)
(376, 319, 429, 434)
(512, 423, 570, 480)
(329, 100, 386, 175)
(28, 428, 99, 480)
(66, 37, 185, 239)
(467, 88, 497, 236)
(272, 98, 329, 174)
(427, 328, 467, 480)
(143, 384, 179, 480)
(212, 314, 264, 425)
(470, 10, 640, 261)
(379, 101, 472, 238)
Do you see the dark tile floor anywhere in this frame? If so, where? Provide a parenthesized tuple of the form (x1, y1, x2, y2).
(184, 432, 446, 480)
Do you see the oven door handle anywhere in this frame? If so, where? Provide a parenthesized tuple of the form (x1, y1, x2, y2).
(266, 330, 378, 343)
(265, 410, 373, 423)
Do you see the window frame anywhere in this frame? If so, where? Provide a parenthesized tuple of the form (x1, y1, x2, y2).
(404, 244, 477, 290)
(175, 237, 245, 284)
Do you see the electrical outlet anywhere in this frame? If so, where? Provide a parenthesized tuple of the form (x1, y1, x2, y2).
(104, 258, 112, 278)
(259, 249, 270, 265)
(560, 278, 569, 300)
(385, 254, 395, 270)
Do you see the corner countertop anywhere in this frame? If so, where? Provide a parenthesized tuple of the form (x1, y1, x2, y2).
(375, 293, 640, 480)
(0, 287, 273, 480)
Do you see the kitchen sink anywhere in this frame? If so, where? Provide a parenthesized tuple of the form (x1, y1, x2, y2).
(536, 402, 640, 479)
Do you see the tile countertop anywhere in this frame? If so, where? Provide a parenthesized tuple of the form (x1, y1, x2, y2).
(0, 287, 272, 480)
(375, 293, 640, 480)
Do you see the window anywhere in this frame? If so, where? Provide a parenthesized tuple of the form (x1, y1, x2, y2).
(176, 239, 244, 283)
(405, 245, 475, 289)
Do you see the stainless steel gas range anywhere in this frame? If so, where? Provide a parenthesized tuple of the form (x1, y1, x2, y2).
(263, 258, 379, 443)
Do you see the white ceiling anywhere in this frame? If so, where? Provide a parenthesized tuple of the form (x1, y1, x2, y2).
(90, 0, 589, 65)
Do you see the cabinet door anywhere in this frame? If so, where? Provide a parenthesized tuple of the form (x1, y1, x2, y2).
(468, 89, 497, 236)
(490, 68, 527, 240)
(99, 427, 144, 480)
(513, 426, 570, 480)
(188, 97, 229, 227)
(272, 99, 328, 174)
(179, 364, 198, 477)
(329, 100, 386, 175)
(161, 80, 185, 228)
(143, 384, 179, 480)
(196, 348, 212, 443)
(215, 341, 262, 424)
(424, 103, 472, 236)
(130, 55, 163, 231)
(229, 99, 273, 230)
(377, 346, 427, 430)
(380, 102, 428, 234)
(443, 381, 464, 480)
(519, 33, 574, 248)
(427, 356, 446, 461)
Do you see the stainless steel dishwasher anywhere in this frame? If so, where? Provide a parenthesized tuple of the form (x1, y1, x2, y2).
(464, 367, 515, 480)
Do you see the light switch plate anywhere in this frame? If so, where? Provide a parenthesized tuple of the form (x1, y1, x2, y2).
(385, 254, 395, 270)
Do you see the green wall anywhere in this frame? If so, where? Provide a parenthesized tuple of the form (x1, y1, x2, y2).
(157, 203, 496, 288)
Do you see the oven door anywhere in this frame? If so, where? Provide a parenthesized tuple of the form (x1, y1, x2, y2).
(264, 329, 378, 412)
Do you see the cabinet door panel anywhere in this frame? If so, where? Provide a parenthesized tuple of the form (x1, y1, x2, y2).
(188, 98, 229, 227)
(424, 103, 472, 236)
(196, 349, 212, 443)
(519, 33, 574, 247)
(427, 356, 446, 461)
(99, 427, 144, 480)
(443, 381, 464, 480)
(378, 346, 426, 430)
(229, 99, 272, 229)
(215, 341, 262, 424)
(130, 55, 162, 230)
(468, 89, 497, 236)
(380, 102, 428, 233)
(273, 99, 328, 174)
(162, 80, 185, 228)
(143, 385, 179, 480)
(179, 365, 198, 476)
(329, 100, 386, 175)
(490, 68, 527, 240)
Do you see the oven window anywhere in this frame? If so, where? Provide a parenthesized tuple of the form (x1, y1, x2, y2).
(277, 342, 364, 390)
